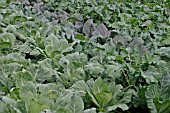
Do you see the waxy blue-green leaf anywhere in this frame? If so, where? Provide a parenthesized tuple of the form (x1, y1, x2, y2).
(107, 104, 129, 112)
(159, 47, 170, 58)
(105, 63, 122, 79)
(145, 74, 170, 113)
(0, 63, 22, 87)
(45, 34, 72, 57)
(68, 95, 84, 113)
(59, 52, 87, 68)
(141, 66, 163, 84)
(85, 62, 104, 78)
(0, 97, 22, 113)
(71, 80, 90, 96)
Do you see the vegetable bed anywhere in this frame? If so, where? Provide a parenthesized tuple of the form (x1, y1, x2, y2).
(0, 0, 170, 113)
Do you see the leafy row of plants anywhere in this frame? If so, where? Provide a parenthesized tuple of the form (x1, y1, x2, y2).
(0, 0, 170, 113)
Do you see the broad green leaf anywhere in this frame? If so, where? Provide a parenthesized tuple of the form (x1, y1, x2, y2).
(75, 33, 86, 41)
(0, 53, 28, 65)
(37, 83, 64, 101)
(56, 39, 69, 52)
(71, 80, 90, 96)
(29, 99, 50, 113)
(109, 83, 123, 98)
(86, 78, 94, 88)
(45, 45, 53, 57)
(0, 0, 7, 8)
(59, 52, 87, 68)
(95, 92, 112, 107)
(19, 81, 37, 101)
(68, 95, 84, 113)
(141, 66, 162, 84)
(0, 63, 22, 87)
(105, 63, 122, 79)
(92, 77, 110, 95)
(54, 90, 74, 112)
(13, 31, 27, 41)
(85, 62, 104, 78)
(10, 87, 20, 100)
(145, 74, 170, 113)
(0, 32, 16, 47)
(17, 40, 34, 53)
(0, 42, 11, 50)
(24, 59, 56, 83)
(119, 89, 136, 103)
(45, 34, 70, 57)
(16, 69, 33, 79)
(107, 82, 134, 111)
(19, 81, 64, 113)
(107, 104, 129, 111)
(58, 53, 87, 86)
(87, 90, 100, 107)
